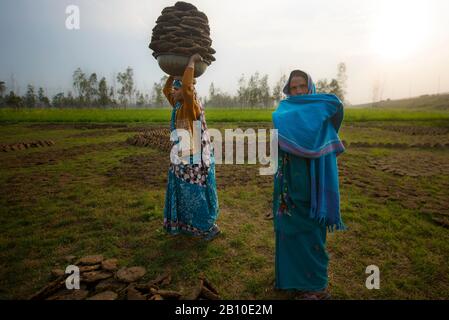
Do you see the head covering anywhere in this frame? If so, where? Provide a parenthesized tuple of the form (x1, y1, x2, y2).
(173, 78, 198, 89)
(173, 79, 182, 88)
(282, 69, 316, 96)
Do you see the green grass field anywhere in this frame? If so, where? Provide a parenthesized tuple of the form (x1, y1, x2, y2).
(1, 112, 449, 300)
(2, 107, 449, 123)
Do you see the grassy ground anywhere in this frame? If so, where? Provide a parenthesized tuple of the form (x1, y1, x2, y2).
(1, 107, 449, 123)
(1, 120, 449, 299)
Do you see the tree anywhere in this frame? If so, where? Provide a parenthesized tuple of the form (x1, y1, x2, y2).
(117, 67, 134, 108)
(73, 67, 86, 102)
(206, 90, 237, 108)
(272, 74, 287, 105)
(52, 92, 65, 108)
(259, 74, 271, 108)
(150, 75, 167, 108)
(87, 73, 98, 105)
(237, 74, 249, 108)
(315, 79, 329, 94)
(144, 93, 150, 106)
(235, 72, 272, 108)
(315, 63, 347, 102)
(98, 77, 110, 107)
(109, 86, 116, 105)
(150, 81, 162, 107)
(136, 91, 145, 107)
(329, 79, 344, 99)
(316, 79, 344, 98)
(24, 84, 36, 108)
(209, 82, 215, 99)
(0, 81, 5, 97)
(37, 87, 50, 107)
(0, 81, 5, 107)
(247, 72, 260, 108)
(206, 81, 238, 108)
(66, 91, 76, 107)
(5, 91, 24, 108)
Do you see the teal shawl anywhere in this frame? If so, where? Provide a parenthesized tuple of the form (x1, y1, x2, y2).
(272, 93, 346, 231)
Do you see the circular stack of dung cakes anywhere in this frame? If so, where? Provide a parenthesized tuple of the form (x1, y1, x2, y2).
(149, 1, 216, 66)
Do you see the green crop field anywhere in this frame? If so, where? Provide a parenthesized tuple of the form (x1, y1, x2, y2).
(2, 107, 449, 124)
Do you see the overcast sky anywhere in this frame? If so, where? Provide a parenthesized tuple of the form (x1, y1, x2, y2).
(1, 0, 449, 104)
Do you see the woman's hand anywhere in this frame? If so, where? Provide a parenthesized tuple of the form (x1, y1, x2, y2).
(187, 53, 203, 68)
(190, 53, 203, 63)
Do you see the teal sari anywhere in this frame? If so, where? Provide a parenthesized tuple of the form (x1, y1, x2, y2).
(163, 101, 219, 237)
(272, 70, 344, 292)
(273, 150, 329, 291)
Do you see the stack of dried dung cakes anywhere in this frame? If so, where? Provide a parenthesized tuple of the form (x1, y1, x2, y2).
(149, 1, 216, 65)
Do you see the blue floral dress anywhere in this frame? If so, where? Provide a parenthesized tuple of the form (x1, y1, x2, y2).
(163, 101, 220, 237)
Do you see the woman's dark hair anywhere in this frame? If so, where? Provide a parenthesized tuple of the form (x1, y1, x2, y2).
(290, 70, 308, 82)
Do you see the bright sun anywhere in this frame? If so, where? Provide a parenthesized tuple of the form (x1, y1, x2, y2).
(371, 0, 431, 60)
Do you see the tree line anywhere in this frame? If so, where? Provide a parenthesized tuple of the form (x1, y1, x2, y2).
(206, 62, 347, 108)
(0, 63, 347, 109)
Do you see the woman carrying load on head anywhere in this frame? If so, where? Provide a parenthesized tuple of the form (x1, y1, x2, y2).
(162, 53, 220, 241)
(272, 69, 346, 300)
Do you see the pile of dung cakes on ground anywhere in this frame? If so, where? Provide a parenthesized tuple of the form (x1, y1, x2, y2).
(149, 1, 216, 65)
(126, 128, 172, 152)
(29, 254, 221, 300)
(1, 140, 55, 152)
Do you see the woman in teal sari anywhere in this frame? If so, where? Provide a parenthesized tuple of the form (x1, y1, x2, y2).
(272, 70, 346, 300)
(163, 54, 220, 241)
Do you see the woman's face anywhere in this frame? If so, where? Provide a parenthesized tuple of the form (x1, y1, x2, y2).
(289, 76, 309, 96)
(172, 86, 183, 102)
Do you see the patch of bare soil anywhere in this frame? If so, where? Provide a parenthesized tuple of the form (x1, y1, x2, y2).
(105, 153, 168, 189)
(125, 130, 273, 189)
(118, 125, 169, 133)
(368, 151, 449, 177)
(215, 163, 272, 189)
(348, 123, 449, 136)
(349, 141, 449, 149)
(1, 141, 126, 169)
(66, 129, 119, 138)
(26, 123, 128, 130)
(378, 125, 449, 136)
(339, 151, 449, 229)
